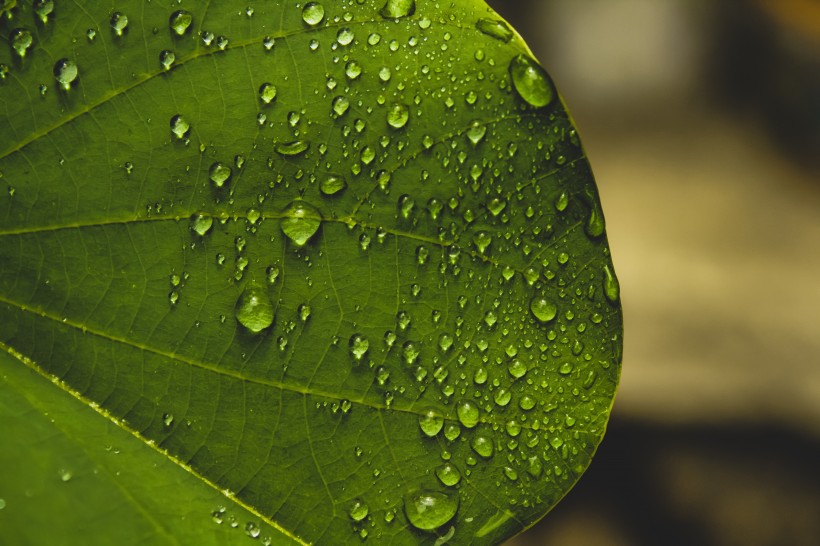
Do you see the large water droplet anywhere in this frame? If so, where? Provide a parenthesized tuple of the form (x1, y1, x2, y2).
(530, 296, 557, 323)
(332, 95, 350, 117)
(235, 285, 275, 333)
(53, 59, 78, 90)
(603, 264, 620, 303)
(386, 103, 410, 129)
(280, 200, 321, 246)
(170, 10, 193, 35)
(471, 435, 494, 458)
(110, 12, 129, 36)
(302, 2, 325, 26)
(159, 50, 176, 70)
(259, 83, 277, 104)
(509, 54, 554, 108)
(33, 0, 54, 23)
(170, 114, 190, 139)
(456, 400, 479, 428)
(435, 463, 461, 487)
(404, 490, 458, 531)
(349, 499, 369, 522)
(466, 120, 486, 146)
(380, 0, 415, 19)
(209, 162, 232, 187)
(10, 28, 33, 58)
(190, 213, 213, 236)
(476, 18, 513, 42)
(275, 140, 310, 156)
(320, 175, 347, 196)
(349, 333, 369, 361)
(418, 409, 444, 437)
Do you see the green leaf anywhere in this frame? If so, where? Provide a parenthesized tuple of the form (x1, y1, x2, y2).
(0, 1, 622, 544)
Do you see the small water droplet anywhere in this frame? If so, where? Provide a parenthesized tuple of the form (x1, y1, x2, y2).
(337, 27, 354, 46)
(530, 296, 557, 323)
(190, 213, 213, 236)
(466, 120, 487, 146)
(603, 264, 620, 303)
(435, 463, 461, 487)
(332, 95, 350, 116)
(418, 409, 444, 437)
(159, 50, 176, 70)
(110, 12, 129, 36)
(170, 10, 193, 36)
(472, 230, 492, 254)
(476, 18, 513, 42)
(471, 435, 494, 458)
(404, 490, 458, 531)
(58, 468, 73, 482)
(53, 59, 78, 91)
(380, 0, 416, 19)
(235, 285, 275, 333)
(33, 0, 54, 24)
(162, 412, 174, 427)
(509, 54, 554, 108)
(280, 200, 322, 246)
(508, 358, 527, 379)
(302, 2, 325, 26)
(345, 60, 362, 79)
(245, 522, 261, 538)
(456, 400, 479, 428)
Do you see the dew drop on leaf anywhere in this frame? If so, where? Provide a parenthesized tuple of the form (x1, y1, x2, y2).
(280, 200, 322, 246)
(386, 103, 410, 129)
(301, 2, 325, 26)
(110, 12, 129, 36)
(435, 463, 461, 487)
(336, 28, 354, 46)
(159, 50, 175, 70)
(169, 10, 193, 36)
(418, 409, 444, 437)
(456, 400, 479, 428)
(349, 333, 369, 361)
(380, 0, 416, 19)
(404, 490, 458, 531)
(33, 0, 54, 23)
(332, 95, 350, 117)
(345, 60, 362, 79)
(603, 264, 620, 303)
(189, 213, 213, 236)
(471, 435, 494, 458)
(320, 174, 347, 196)
(208, 162, 232, 188)
(259, 83, 277, 104)
(275, 140, 310, 156)
(170, 114, 190, 139)
(53, 59, 78, 91)
(349, 499, 369, 522)
(476, 18, 513, 43)
(530, 296, 557, 323)
(466, 120, 487, 146)
(10, 29, 33, 58)
(235, 285, 275, 333)
(509, 54, 554, 108)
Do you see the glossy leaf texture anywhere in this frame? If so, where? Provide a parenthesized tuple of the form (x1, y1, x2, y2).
(0, 1, 622, 545)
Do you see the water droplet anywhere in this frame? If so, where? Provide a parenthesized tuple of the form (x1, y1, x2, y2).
(456, 400, 479, 428)
(235, 285, 275, 333)
(302, 2, 325, 26)
(162, 412, 174, 427)
(435, 464, 461, 487)
(349, 499, 369, 522)
(349, 333, 369, 361)
(209, 162, 232, 188)
(418, 409, 444, 437)
(170, 114, 190, 139)
(170, 10, 193, 36)
(509, 54, 554, 108)
(402, 341, 420, 365)
(345, 60, 362, 79)
(190, 213, 213, 236)
(245, 522, 261, 538)
(215, 35, 229, 50)
(280, 200, 322, 246)
(404, 490, 458, 531)
(493, 388, 511, 407)
(555, 191, 569, 212)
(378, 66, 392, 82)
(53, 59, 79, 91)
(110, 12, 129, 36)
(263, 36, 275, 50)
(603, 264, 620, 303)
(476, 18, 513, 42)
(320, 174, 347, 196)
(33, 0, 54, 23)
(530, 296, 557, 323)
(58, 468, 73, 482)
(259, 83, 277, 104)
(0, 499, 5, 510)
(466, 120, 487, 146)
(159, 50, 176, 70)
(518, 395, 536, 411)
(437, 333, 453, 352)
(472, 231, 492, 254)
(471, 435, 494, 458)
(10, 28, 33, 58)
(487, 198, 506, 217)
(586, 198, 605, 238)
(387, 103, 409, 129)
(275, 140, 310, 156)
(380, 0, 416, 19)
(332, 95, 350, 116)
(336, 27, 354, 46)
(508, 358, 527, 379)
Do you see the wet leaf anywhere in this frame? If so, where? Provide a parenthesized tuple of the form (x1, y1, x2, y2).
(0, 1, 622, 544)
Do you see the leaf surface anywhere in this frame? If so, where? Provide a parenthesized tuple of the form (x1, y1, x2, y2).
(0, 1, 622, 544)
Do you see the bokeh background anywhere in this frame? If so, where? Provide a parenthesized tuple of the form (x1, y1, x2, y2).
(485, 1, 820, 545)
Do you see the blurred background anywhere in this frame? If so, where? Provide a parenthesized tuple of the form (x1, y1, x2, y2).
(484, 1, 820, 545)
